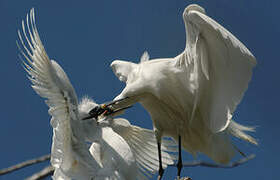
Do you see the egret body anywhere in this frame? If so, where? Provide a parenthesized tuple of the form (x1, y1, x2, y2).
(111, 4, 257, 178)
(18, 9, 176, 180)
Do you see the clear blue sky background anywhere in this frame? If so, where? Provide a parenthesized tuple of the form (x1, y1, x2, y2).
(0, 0, 279, 179)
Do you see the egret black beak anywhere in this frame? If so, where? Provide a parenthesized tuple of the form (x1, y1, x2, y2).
(82, 106, 104, 120)
(82, 97, 130, 120)
(103, 97, 129, 106)
(105, 105, 133, 116)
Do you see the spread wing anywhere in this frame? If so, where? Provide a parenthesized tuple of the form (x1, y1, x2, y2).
(18, 9, 100, 179)
(110, 118, 177, 180)
(177, 4, 256, 132)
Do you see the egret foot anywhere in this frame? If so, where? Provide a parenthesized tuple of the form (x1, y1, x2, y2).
(176, 158, 182, 177)
(157, 167, 165, 180)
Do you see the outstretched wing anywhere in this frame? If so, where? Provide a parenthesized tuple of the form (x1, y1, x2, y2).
(177, 4, 256, 132)
(18, 9, 100, 179)
(109, 118, 177, 180)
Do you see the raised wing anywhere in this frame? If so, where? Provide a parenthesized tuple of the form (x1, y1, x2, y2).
(177, 4, 256, 132)
(18, 9, 100, 179)
(109, 118, 177, 180)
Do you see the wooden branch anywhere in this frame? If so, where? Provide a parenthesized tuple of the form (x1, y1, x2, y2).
(175, 155, 255, 180)
(170, 154, 255, 168)
(179, 177, 192, 180)
(0, 153, 255, 180)
(25, 165, 54, 180)
(0, 154, 50, 175)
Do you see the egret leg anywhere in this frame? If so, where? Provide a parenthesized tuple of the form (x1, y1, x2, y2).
(157, 141, 164, 180)
(177, 135, 182, 178)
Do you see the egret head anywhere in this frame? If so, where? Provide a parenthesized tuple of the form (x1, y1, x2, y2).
(111, 52, 158, 106)
(111, 60, 139, 84)
(78, 97, 100, 121)
(112, 57, 150, 95)
(111, 52, 150, 84)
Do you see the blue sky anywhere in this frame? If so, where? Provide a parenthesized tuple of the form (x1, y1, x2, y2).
(1, 0, 279, 179)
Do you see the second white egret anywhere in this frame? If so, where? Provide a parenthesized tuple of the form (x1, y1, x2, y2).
(110, 4, 257, 179)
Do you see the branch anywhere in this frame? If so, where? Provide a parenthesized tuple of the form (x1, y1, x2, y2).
(0, 153, 255, 180)
(170, 154, 255, 168)
(0, 154, 50, 175)
(179, 178, 192, 180)
(25, 165, 54, 180)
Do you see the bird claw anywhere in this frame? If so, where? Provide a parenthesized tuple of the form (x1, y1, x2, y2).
(157, 167, 165, 180)
(177, 159, 183, 177)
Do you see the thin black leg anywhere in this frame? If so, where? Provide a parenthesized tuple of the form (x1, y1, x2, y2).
(157, 141, 164, 180)
(177, 135, 182, 177)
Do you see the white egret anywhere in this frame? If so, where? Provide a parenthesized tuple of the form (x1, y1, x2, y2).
(18, 9, 176, 180)
(110, 4, 257, 178)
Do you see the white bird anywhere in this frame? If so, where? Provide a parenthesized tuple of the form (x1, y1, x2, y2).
(110, 4, 257, 178)
(17, 9, 176, 180)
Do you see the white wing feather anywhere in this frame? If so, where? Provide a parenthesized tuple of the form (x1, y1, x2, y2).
(140, 51, 150, 63)
(18, 9, 100, 179)
(109, 118, 177, 180)
(178, 4, 256, 132)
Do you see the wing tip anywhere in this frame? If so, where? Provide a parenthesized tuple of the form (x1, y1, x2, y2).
(183, 4, 206, 18)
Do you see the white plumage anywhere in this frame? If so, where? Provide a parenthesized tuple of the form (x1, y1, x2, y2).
(111, 3, 257, 167)
(18, 9, 176, 180)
